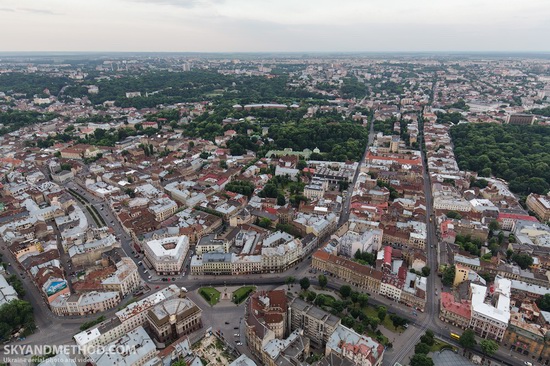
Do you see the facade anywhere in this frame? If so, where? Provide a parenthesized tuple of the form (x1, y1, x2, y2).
(146, 297, 202, 343)
(503, 314, 550, 365)
(289, 297, 341, 348)
(88, 326, 159, 366)
(469, 276, 511, 342)
(325, 324, 384, 366)
(101, 257, 140, 297)
(312, 250, 382, 294)
(144, 235, 189, 275)
(73, 285, 182, 354)
(506, 114, 535, 125)
(526, 193, 550, 222)
(51, 291, 120, 316)
(245, 290, 288, 359)
(439, 292, 472, 329)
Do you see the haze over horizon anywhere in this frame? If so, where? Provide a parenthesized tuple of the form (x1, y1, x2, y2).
(1, 0, 549, 53)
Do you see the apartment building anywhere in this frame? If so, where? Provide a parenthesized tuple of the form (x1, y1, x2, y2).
(288, 297, 341, 348)
(87, 326, 159, 366)
(526, 193, 550, 222)
(325, 324, 384, 366)
(100, 257, 140, 297)
(469, 276, 511, 342)
(73, 285, 182, 354)
(312, 250, 382, 294)
(50, 291, 120, 316)
(245, 290, 288, 359)
(143, 235, 189, 275)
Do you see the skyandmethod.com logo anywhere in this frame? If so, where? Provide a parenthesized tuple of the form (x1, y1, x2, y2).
(2, 344, 138, 363)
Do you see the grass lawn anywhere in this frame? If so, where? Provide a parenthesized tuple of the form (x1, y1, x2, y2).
(232, 286, 256, 304)
(430, 340, 454, 352)
(199, 287, 221, 306)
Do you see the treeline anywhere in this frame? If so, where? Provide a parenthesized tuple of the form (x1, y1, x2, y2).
(451, 123, 550, 196)
(530, 106, 550, 117)
(61, 70, 326, 109)
(0, 73, 70, 96)
(267, 120, 369, 161)
(0, 110, 57, 136)
(0, 300, 35, 341)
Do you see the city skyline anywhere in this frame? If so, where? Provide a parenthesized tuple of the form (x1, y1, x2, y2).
(1, 0, 549, 53)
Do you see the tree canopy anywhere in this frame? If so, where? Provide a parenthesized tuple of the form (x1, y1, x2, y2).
(451, 123, 550, 196)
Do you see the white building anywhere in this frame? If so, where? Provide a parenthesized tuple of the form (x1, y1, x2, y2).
(88, 326, 159, 366)
(339, 229, 383, 257)
(469, 276, 511, 342)
(101, 257, 140, 297)
(144, 235, 189, 275)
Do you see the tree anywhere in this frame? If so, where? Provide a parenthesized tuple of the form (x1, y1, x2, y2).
(219, 160, 228, 169)
(415, 342, 431, 355)
(459, 329, 477, 350)
(480, 339, 499, 356)
(536, 293, 550, 311)
(446, 211, 462, 220)
(277, 194, 286, 206)
(357, 293, 369, 308)
(421, 266, 431, 277)
(306, 291, 317, 302)
(488, 220, 500, 231)
(410, 354, 434, 366)
(299, 277, 310, 291)
(318, 274, 327, 289)
(339, 285, 352, 298)
(420, 334, 435, 346)
(512, 253, 534, 269)
(377, 306, 387, 322)
(257, 218, 272, 229)
(442, 265, 456, 287)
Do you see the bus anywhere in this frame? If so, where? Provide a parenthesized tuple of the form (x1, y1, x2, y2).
(450, 332, 461, 340)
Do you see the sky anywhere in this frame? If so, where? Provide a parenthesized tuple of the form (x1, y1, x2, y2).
(1, 0, 549, 53)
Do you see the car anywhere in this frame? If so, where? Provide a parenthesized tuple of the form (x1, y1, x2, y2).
(172, 277, 176, 281)
(225, 321, 229, 324)
(236, 342, 242, 346)
(138, 261, 143, 265)
(234, 333, 239, 337)
(524, 362, 533, 366)
(234, 327, 239, 330)
(404, 324, 409, 329)
(155, 286, 160, 289)
(147, 275, 152, 279)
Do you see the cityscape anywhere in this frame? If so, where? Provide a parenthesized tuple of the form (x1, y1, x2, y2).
(1, 2, 550, 366)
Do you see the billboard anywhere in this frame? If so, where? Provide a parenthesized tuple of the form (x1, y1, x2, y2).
(45, 280, 67, 296)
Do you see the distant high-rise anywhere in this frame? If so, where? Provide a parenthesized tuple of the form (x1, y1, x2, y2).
(182, 63, 191, 71)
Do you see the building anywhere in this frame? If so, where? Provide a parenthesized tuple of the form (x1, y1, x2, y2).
(144, 235, 189, 275)
(261, 329, 310, 366)
(439, 292, 472, 329)
(312, 250, 382, 294)
(469, 276, 511, 342)
(503, 313, 550, 364)
(289, 297, 341, 348)
(146, 297, 202, 343)
(506, 114, 535, 125)
(50, 291, 120, 316)
(73, 285, 182, 354)
(245, 290, 288, 359)
(100, 257, 141, 297)
(88, 326, 159, 366)
(526, 193, 550, 222)
(325, 324, 384, 366)
(339, 229, 383, 258)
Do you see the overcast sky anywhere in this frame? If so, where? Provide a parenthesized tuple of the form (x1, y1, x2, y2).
(1, 0, 549, 52)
